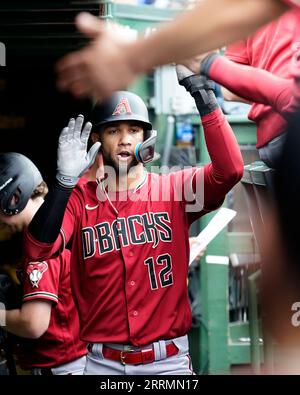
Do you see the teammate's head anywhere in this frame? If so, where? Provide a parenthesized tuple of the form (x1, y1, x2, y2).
(90, 91, 156, 174)
(0, 153, 47, 233)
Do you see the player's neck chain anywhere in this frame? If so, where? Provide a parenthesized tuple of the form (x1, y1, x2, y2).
(98, 170, 148, 215)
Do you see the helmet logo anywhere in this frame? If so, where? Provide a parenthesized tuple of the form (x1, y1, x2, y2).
(112, 97, 132, 116)
(27, 261, 48, 288)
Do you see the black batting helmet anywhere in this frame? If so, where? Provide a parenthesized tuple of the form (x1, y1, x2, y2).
(90, 91, 158, 164)
(90, 90, 152, 133)
(0, 153, 43, 215)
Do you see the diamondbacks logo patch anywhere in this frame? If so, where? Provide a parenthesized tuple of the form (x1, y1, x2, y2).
(27, 261, 48, 288)
(112, 97, 132, 116)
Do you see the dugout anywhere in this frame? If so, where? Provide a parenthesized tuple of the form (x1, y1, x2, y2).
(0, 0, 261, 375)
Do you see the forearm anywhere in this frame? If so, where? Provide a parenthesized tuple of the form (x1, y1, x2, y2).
(177, 67, 243, 205)
(221, 86, 251, 104)
(3, 308, 47, 339)
(205, 55, 294, 115)
(28, 183, 72, 244)
(198, 108, 244, 207)
(221, 66, 300, 120)
(4, 309, 31, 338)
(2, 300, 52, 339)
(24, 183, 73, 261)
(130, 0, 286, 72)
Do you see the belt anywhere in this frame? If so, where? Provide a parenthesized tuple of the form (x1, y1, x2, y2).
(99, 343, 178, 365)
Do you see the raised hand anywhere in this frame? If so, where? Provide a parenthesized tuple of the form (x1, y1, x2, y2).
(56, 115, 101, 188)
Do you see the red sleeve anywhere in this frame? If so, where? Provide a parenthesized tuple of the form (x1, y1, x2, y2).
(170, 167, 222, 226)
(208, 55, 295, 119)
(22, 252, 67, 304)
(225, 40, 249, 65)
(196, 109, 244, 210)
(172, 108, 243, 226)
(23, 187, 83, 261)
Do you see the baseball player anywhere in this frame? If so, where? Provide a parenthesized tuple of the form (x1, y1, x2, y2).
(55, 0, 299, 102)
(192, 7, 300, 168)
(178, 8, 300, 169)
(0, 153, 87, 375)
(24, 69, 243, 374)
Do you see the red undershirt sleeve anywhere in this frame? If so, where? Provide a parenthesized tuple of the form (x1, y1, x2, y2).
(187, 108, 244, 225)
(208, 55, 298, 121)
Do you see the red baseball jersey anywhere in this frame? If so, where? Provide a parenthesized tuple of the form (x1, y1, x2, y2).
(17, 249, 87, 369)
(24, 109, 243, 347)
(225, 9, 300, 148)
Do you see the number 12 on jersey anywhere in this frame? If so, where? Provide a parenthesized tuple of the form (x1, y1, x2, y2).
(144, 254, 174, 290)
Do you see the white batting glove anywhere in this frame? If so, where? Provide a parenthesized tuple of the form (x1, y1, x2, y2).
(56, 115, 101, 188)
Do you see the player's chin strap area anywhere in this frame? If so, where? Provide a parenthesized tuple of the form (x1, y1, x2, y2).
(134, 130, 158, 164)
